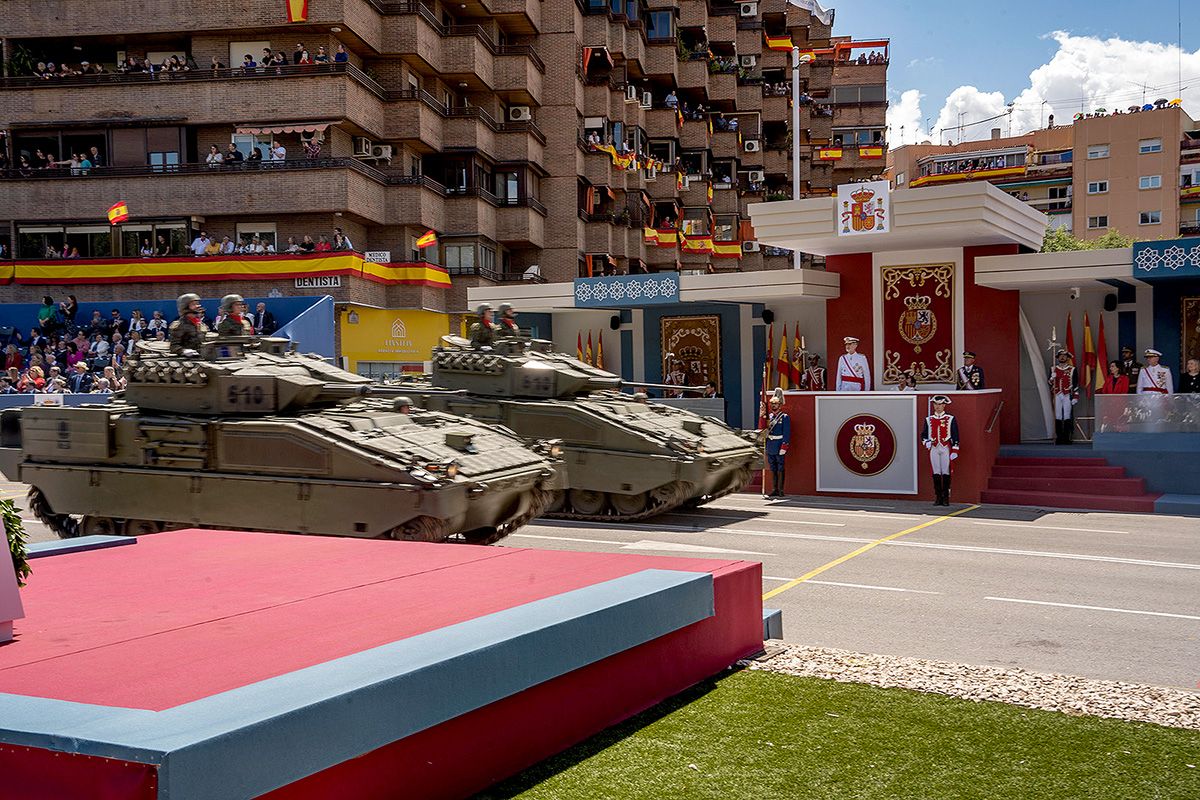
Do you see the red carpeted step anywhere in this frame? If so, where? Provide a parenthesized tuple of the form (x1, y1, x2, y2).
(991, 464, 1127, 479)
(980, 488, 1160, 513)
(987, 476, 1147, 496)
(995, 456, 1112, 467)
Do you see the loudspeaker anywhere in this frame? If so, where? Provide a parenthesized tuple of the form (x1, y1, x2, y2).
(761, 309, 775, 325)
(610, 315, 621, 330)
(1103, 294, 1118, 312)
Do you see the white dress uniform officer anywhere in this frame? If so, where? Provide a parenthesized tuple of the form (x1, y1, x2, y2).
(1136, 348, 1173, 394)
(835, 336, 871, 392)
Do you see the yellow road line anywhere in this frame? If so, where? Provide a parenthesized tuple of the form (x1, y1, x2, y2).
(762, 504, 979, 601)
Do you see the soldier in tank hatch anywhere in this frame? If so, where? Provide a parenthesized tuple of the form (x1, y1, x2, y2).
(495, 303, 520, 337)
(168, 293, 209, 355)
(216, 294, 254, 337)
(469, 304, 497, 348)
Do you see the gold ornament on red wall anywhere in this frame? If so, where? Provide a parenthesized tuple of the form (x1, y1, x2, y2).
(882, 263, 954, 384)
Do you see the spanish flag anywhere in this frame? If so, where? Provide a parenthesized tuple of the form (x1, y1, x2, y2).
(797, 50, 816, 63)
(416, 230, 438, 249)
(707, 184, 714, 204)
(675, 108, 684, 129)
(712, 241, 742, 258)
(286, 0, 309, 22)
(655, 229, 678, 246)
(776, 325, 790, 390)
(765, 34, 794, 51)
(586, 332, 594, 366)
(577, 332, 584, 361)
(816, 147, 843, 160)
(676, 172, 685, 190)
(644, 227, 659, 244)
(596, 332, 604, 370)
(107, 201, 129, 225)
(858, 145, 885, 159)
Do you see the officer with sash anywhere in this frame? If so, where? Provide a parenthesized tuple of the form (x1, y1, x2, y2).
(1050, 350, 1079, 444)
(956, 351, 986, 390)
(1136, 348, 1173, 394)
(763, 388, 790, 499)
(921, 395, 959, 506)
(836, 336, 871, 392)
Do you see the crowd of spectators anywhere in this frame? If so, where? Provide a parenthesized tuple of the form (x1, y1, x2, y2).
(1, 295, 277, 395)
(926, 155, 1016, 176)
(184, 227, 353, 257)
(852, 51, 886, 65)
(24, 43, 349, 80)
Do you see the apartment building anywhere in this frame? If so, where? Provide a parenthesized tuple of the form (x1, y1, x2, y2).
(0, 0, 886, 304)
(887, 105, 1200, 241)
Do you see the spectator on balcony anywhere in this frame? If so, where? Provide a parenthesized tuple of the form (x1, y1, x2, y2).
(262, 48, 274, 69)
(334, 44, 349, 63)
(284, 236, 302, 253)
(314, 46, 331, 64)
(298, 49, 312, 65)
(155, 234, 172, 256)
(87, 146, 103, 168)
(210, 56, 225, 70)
(190, 231, 212, 256)
(333, 227, 354, 250)
(315, 235, 332, 252)
(241, 54, 258, 73)
(246, 145, 263, 165)
(66, 246, 82, 259)
(270, 140, 286, 163)
(293, 43, 306, 65)
(303, 137, 322, 160)
(586, 130, 601, 147)
(219, 236, 235, 255)
(299, 235, 317, 253)
(32, 61, 47, 78)
(206, 144, 224, 168)
(139, 238, 155, 257)
(220, 143, 242, 167)
(204, 237, 222, 256)
(331, 233, 350, 252)
(664, 90, 678, 109)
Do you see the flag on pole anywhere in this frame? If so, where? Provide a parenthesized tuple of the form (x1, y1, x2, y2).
(577, 332, 584, 361)
(758, 362, 770, 429)
(106, 201, 129, 225)
(790, 327, 803, 387)
(776, 324, 790, 389)
(415, 230, 438, 249)
(586, 332, 594, 366)
(1065, 313, 1077, 366)
(766, 323, 774, 388)
(1082, 311, 1096, 395)
(596, 332, 604, 371)
(1094, 314, 1108, 393)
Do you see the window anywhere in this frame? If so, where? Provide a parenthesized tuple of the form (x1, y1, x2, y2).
(235, 223, 277, 251)
(646, 10, 673, 39)
(1086, 180, 1108, 194)
(1086, 144, 1109, 159)
(1138, 175, 1161, 190)
(231, 133, 270, 160)
(830, 85, 886, 104)
(148, 150, 181, 172)
(1138, 138, 1162, 154)
(480, 246, 496, 273)
(1139, 211, 1161, 225)
(1087, 216, 1108, 229)
(895, 171, 906, 185)
(445, 244, 475, 272)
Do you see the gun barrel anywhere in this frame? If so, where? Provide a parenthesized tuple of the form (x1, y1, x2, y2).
(620, 381, 707, 394)
(318, 383, 372, 399)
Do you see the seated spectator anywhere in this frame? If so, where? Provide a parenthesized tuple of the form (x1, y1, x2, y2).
(93, 377, 112, 395)
(205, 144, 224, 168)
(334, 44, 349, 63)
(139, 238, 155, 257)
(153, 329, 167, 343)
(68, 361, 93, 393)
(300, 235, 317, 252)
(146, 310, 168, 334)
(110, 345, 127, 369)
(4, 345, 22, 371)
(66, 342, 87, 369)
(128, 310, 147, 334)
(20, 366, 46, 393)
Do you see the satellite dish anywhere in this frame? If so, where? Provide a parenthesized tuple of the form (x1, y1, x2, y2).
(522, 264, 542, 280)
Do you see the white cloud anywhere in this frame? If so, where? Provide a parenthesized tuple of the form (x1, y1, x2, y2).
(888, 31, 1200, 146)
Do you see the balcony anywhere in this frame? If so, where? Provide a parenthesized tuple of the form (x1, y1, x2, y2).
(645, 108, 680, 139)
(678, 59, 709, 90)
(1182, 137, 1200, 163)
(680, 119, 710, 149)
(496, 198, 547, 247)
(0, 63, 388, 135)
(832, 102, 888, 128)
(1180, 220, 1200, 236)
(708, 72, 737, 102)
(643, 41, 679, 80)
(389, 90, 546, 162)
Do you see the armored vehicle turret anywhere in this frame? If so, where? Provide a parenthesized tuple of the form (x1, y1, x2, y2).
(0, 336, 560, 544)
(401, 336, 758, 521)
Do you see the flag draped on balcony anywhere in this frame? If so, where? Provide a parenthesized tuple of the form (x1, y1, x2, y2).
(858, 145, 885, 159)
(712, 241, 742, 258)
(644, 227, 659, 244)
(681, 234, 713, 254)
(816, 147, 843, 160)
(106, 201, 130, 225)
(286, 0, 309, 23)
(416, 230, 438, 249)
(765, 34, 794, 51)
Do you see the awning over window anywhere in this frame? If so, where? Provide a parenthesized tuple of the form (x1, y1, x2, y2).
(234, 122, 333, 135)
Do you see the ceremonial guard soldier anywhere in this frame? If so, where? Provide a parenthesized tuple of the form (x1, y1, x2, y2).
(1136, 348, 1173, 394)
(956, 351, 986, 390)
(1050, 350, 1079, 444)
(921, 395, 959, 506)
(495, 302, 520, 338)
(763, 388, 790, 499)
(802, 354, 826, 391)
(468, 304, 497, 348)
(168, 293, 209, 355)
(1119, 346, 1143, 393)
(835, 336, 871, 392)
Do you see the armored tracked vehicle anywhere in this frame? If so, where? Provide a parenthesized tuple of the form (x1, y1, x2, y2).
(0, 336, 560, 544)
(402, 336, 759, 521)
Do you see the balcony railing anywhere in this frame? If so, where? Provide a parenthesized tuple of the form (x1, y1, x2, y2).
(444, 264, 546, 283)
(1181, 220, 1200, 236)
(391, 89, 547, 143)
(380, 2, 545, 71)
(1, 62, 388, 99)
(1, 157, 389, 182)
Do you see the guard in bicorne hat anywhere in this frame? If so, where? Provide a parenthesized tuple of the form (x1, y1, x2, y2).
(1050, 350, 1079, 444)
(1136, 348, 1173, 394)
(921, 395, 959, 506)
(956, 351, 986, 390)
(763, 388, 790, 499)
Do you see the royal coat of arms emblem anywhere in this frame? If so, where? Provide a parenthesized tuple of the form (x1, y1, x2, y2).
(840, 187, 887, 233)
(897, 295, 937, 352)
(848, 423, 880, 469)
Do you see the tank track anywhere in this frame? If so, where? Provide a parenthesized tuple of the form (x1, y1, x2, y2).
(461, 486, 554, 545)
(27, 487, 81, 539)
(545, 480, 696, 523)
(681, 465, 755, 510)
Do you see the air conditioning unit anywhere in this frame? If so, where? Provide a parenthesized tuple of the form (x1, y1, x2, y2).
(739, 2, 758, 17)
(353, 136, 374, 156)
(744, 139, 761, 152)
(371, 144, 393, 160)
(640, 91, 653, 109)
(739, 55, 757, 68)
(625, 85, 639, 102)
(748, 170, 765, 181)
(742, 241, 760, 252)
(509, 106, 532, 122)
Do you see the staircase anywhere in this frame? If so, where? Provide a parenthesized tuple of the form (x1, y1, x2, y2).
(982, 455, 1160, 513)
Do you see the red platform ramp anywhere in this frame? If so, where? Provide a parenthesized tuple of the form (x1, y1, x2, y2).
(0, 530, 762, 799)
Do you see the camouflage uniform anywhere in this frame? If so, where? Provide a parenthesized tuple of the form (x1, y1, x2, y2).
(168, 316, 208, 353)
(217, 316, 254, 337)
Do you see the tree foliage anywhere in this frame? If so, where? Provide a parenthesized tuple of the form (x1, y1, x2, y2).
(1042, 227, 1135, 252)
(3, 499, 31, 588)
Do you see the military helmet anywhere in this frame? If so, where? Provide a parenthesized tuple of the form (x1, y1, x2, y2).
(498, 302, 514, 315)
(220, 294, 245, 314)
(177, 292, 201, 315)
(476, 303, 494, 316)
(394, 396, 414, 407)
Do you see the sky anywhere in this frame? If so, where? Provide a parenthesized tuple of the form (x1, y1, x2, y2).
(827, 0, 1200, 146)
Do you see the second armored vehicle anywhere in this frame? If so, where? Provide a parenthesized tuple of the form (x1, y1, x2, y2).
(0, 336, 560, 544)
(406, 337, 758, 521)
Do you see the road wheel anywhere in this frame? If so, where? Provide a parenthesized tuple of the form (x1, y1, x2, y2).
(545, 490, 566, 513)
(610, 492, 649, 516)
(389, 515, 449, 542)
(80, 516, 121, 537)
(568, 489, 606, 516)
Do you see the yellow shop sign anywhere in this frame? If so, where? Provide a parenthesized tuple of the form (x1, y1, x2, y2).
(339, 307, 451, 367)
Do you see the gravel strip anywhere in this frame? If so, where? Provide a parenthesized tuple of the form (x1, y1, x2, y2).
(742, 644, 1200, 730)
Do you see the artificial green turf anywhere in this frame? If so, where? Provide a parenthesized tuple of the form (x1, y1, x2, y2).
(477, 669, 1200, 800)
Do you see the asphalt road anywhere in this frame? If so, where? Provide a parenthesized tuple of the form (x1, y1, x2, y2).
(6, 479, 1198, 691)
